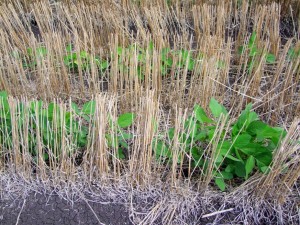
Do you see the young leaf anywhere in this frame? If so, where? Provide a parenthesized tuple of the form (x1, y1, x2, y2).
(217, 141, 240, 162)
(194, 131, 207, 142)
(254, 152, 273, 166)
(66, 44, 73, 52)
(225, 164, 235, 173)
(209, 98, 228, 118)
(249, 32, 257, 48)
(117, 47, 123, 56)
(155, 141, 171, 159)
(238, 46, 245, 55)
(119, 131, 133, 140)
(219, 171, 233, 180)
(215, 177, 226, 191)
(236, 103, 252, 129)
(266, 53, 276, 64)
(81, 100, 96, 115)
(166, 58, 173, 67)
(0, 91, 8, 99)
(168, 128, 175, 140)
(194, 105, 214, 123)
(36, 47, 47, 57)
(148, 41, 154, 52)
(30, 100, 43, 113)
(247, 60, 255, 73)
(117, 148, 125, 159)
(234, 162, 246, 178)
(188, 59, 195, 71)
(246, 121, 279, 141)
(233, 134, 252, 149)
(245, 155, 255, 179)
(71, 102, 80, 114)
(249, 45, 258, 56)
(80, 51, 88, 59)
(27, 48, 33, 56)
(117, 113, 136, 128)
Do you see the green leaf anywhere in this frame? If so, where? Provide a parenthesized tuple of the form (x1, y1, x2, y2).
(71, 102, 80, 114)
(137, 53, 145, 62)
(245, 155, 255, 179)
(249, 45, 258, 57)
(215, 155, 223, 164)
(148, 41, 154, 52)
(207, 126, 217, 141)
(155, 141, 171, 159)
(226, 154, 241, 162)
(30, 100, 43, 113)
(225, 164, 235, 173)
(287, 47, 300, 60)
(209, 98, 228, 118)
(180, 50, 189, 61)
(218, 171, 233, 180)
(66, 44, 72, 52)
(117, 113, 136, 128)
(80, 51, 88, 58)
(81, 100, 96, 115)
(246, 121, 283, 144)
(236, 103, 253, 129)
(117, 47, 123, 56)
(43, 153, 49, 161)
(117, 148, 125, 159)
(288, 47, 295, 60)
(217, 141, 231, 155)
(248, 111, 259, 124)
(249, 32, 257, 48)
(188, 59, 195, 70)
(161, 48, 170, 59)
(247, 60, 255, 73)
(47, 102, 59, 120)
(166, 58, 173, 67)
(266, 53, 276, 64)
(194, 105, 214, 123)
(237, 143, 272, 166)
(247, 121, 267, 135)
(233, 134, 252, 149)
(194, 131, 207, 142)
(76, 129, 88, 147)
(119, 131, 133, 140)
(238, 46, 245, 55)
(160, 66, 168, 76)
(64, 53, 78, 68)
(0, 91, 8, 99)
(254, 152, 272, 166)
(259, 165, 270, 174)
(234, 162, 246, 178)
(191, 147, 201, 161)
(36, 47, 47, 57)
(119, 140, 128, 149)
(215, 177, 226, 191)
(27, 48, 33, 56)
(168, 128, 175, 140)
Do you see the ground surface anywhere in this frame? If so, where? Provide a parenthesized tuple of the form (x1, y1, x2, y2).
(0, 192, 132, 225)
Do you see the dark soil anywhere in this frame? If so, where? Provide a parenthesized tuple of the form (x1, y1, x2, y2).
(0, 192, 133, 225)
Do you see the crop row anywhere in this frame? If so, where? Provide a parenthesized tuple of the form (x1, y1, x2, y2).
(0, 90, 292, 190)
(13, 32, 300, 78)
